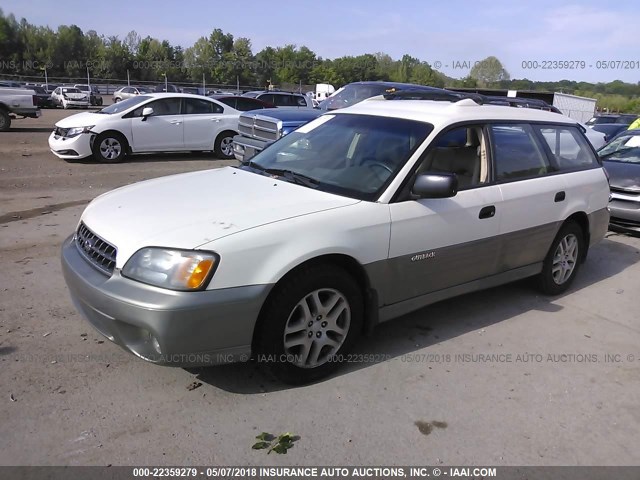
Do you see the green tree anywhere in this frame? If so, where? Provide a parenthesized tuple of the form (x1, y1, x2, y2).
(469, 56, 510, 86)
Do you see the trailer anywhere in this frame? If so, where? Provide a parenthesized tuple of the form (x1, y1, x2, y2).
(552, 92, 597, 123)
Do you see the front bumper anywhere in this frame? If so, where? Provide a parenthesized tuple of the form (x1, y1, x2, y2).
(64, 100, 90, 108)
(609, 191, 640, 235)
(232, 135, 273, 162)
(48, 131, 94, 159)
(61, 235, 272, 366)
(11, 107, 41, 118)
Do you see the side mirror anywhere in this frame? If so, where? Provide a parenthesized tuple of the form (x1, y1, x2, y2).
(141, 107, 154, 121)
(412, 173, 458, 199)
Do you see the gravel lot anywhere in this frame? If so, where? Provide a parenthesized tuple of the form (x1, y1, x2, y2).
(1, 109, 640, 467)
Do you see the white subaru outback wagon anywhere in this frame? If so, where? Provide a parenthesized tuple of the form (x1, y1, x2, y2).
(61, 92, 610, 383)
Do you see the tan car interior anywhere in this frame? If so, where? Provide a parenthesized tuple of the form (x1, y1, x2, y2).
(416, 126, 488, 188)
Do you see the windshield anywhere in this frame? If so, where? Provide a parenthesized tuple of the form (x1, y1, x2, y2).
(62, 88, 81, 94)
(598, 134, 640, 163)
(75, 85, 89, 91)
(244, 114, 432, 200)
(99, 95, 151, 114)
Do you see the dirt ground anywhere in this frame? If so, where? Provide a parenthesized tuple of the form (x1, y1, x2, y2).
(1, 109, 640, 467)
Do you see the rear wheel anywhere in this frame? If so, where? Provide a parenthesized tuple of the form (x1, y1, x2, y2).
(256, 265, 363, 384)
(0, 109, 11, 131)
(214, 132, 235, 159)
(537, 221, 585, 295)
(93, 132, 127, 163)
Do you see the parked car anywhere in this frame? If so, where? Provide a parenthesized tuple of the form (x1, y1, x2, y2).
(0, 81, 24, 88)
(0, 87, 41, 130)
(233, 108, 322, 162)
(49, 93, 240, 162)
(597, 129, 640, 235)
(155, 84, 180, 93)
(41, 84, 60, 94)
(51, 87, 90, 109)
(113, 86, 152, 103)
(180, 86, 206, 95)
(586, 114, 638, 126)
(242, 90, 312, 108)
(60, 94, 609, 384)
(73, 84, 103, 106)
(30, 85, 55, 108)
(210, 95, 276, 111)
(589, 123, 629, 143)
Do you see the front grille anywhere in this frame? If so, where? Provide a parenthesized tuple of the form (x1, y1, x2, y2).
(238, 114, 280, 142)
(75, 222, 117, 275)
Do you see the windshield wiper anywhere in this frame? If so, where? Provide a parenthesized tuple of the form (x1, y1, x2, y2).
(262, 167, 319, 189)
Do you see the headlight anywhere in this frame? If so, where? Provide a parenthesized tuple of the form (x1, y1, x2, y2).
(65, 126, 95, 137)
(122, 248, 219, 291)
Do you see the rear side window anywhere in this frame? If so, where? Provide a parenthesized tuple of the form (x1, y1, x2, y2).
(236, 98, 270, 111)
(537, 126, 599, 170)
(184, 98, 223, 114)
(490, 124, 551, 181)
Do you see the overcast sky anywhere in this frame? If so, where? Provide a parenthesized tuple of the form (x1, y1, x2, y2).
(3, 0, 639, 83)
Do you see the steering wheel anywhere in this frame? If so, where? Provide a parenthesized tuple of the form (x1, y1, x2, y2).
(360, 157, 393, 174)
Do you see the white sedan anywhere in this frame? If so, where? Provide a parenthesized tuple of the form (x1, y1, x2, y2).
(49, 93, 241, 162)
(51, 87, 90, 109)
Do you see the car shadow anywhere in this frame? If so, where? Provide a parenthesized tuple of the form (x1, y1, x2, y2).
(7, 127, 54, 133)
(189, 236, 640, 394)
(66, 152, 234, 164)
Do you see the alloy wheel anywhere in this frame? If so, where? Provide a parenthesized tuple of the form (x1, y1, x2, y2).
(283, 288, 351, 368)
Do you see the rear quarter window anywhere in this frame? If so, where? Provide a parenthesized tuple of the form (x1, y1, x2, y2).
(537, 126, 599, 171)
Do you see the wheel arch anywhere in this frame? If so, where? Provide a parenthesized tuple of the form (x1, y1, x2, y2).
(93, 129, 131, 153)
(251, 253, 378, 352)
(214, 129, 238, 147)
(564, 211, 590, 261)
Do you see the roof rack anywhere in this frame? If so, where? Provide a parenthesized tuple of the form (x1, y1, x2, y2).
(383, 89, 484, 104)
(382, 89, 562, 113)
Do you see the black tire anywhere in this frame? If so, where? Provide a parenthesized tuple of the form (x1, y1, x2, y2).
(0, 109, 11, 131)
(214, 131, 235, 159)
(537, 221, 585, 295)
(256, 264, 363, 384)
(92, 132, 127, 163)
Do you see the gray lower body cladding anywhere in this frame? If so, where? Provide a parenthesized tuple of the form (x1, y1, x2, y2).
(61, 235, 272, 366)
(365, 209, 608, 321)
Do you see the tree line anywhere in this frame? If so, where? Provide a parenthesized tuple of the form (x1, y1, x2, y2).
(0, 9, 638, 112)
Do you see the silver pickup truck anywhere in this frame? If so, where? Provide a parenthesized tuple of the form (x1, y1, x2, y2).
(0, 87, 42, 131)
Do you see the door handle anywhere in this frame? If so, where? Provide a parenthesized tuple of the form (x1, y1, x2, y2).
(479, 205, 496, 219)
(554, 191, 566, 202)
(170, 120, 182, 125)
(211, 118, 221, 122)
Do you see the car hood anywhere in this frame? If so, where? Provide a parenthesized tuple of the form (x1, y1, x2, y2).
(80, 166, 360, 266)
(55, 112, 110, 127)
(603, 160, 640, 191)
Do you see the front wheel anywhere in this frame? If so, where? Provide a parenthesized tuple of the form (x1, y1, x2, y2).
(214, 132, 235, 159)
(256, 265, 363, 384)
(93, 132, 127, 163)
(537, 221, 585, 295)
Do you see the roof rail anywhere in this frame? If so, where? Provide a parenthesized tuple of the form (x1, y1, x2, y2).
(383, 89, 484, 104)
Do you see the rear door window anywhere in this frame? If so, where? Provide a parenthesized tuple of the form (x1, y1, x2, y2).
(490, 124, 551, 181)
